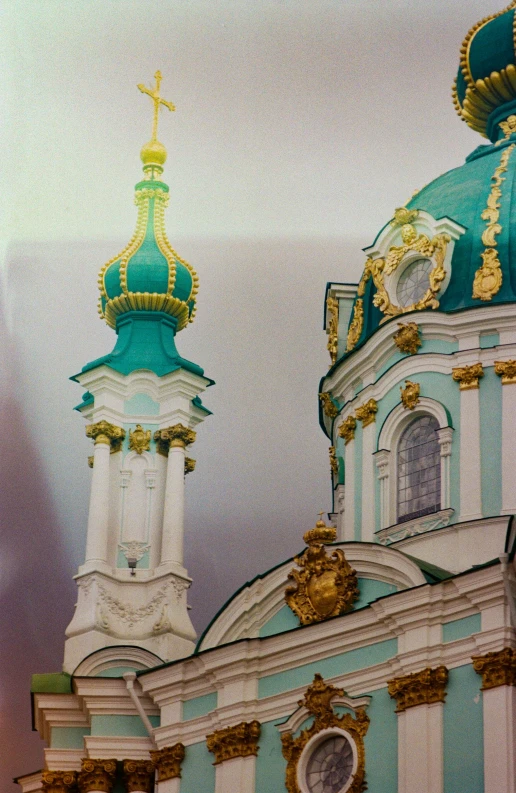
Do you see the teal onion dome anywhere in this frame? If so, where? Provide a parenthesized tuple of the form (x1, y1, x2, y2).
(98, 177, 198, 331)
(453, 1, 516, 141)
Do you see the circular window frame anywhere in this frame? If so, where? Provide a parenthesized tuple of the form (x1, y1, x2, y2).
(297, 727, 359, 793)
(382, 249, 451, 316)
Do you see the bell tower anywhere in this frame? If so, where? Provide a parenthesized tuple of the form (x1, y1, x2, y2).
(63, 73, 212, 674)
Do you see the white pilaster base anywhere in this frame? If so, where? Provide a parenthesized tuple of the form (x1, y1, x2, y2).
(483, 685, 516, 793)
(215, 756, 256, 793)
(397, 703, 443, 793)
(157, 779, 180, 793)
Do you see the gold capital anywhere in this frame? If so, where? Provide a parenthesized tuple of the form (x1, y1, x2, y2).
(388, 666, 448, 712)
(78, 759, 117, 793)
(154, 424, 196, 454)
(338, 415, 357, 445)
(86, 420, 125, 451)
(206, 721, 261, 765)
(42, 771, 77, 793)
(355, 398, 378, 427)
(495, 360, 516, 384)
(137, 70, 175, 143)
(472, 648, 516, 689)
(122, 760, 155, 793)
(151, 744, 186, 781)
(452, 363, 484, 390)
(319, 392, 339, 419)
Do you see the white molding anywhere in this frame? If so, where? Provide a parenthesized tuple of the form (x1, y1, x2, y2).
(73, 646, 164, 677)
(84, 735, 154, 759)
(376, 508, 454, 546)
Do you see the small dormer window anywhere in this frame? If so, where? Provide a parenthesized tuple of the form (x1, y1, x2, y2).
(397, 415, 441, 522)
(396, 257, 434, 307)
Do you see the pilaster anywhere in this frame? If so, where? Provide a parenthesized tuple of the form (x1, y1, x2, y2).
(151, 744, 185, 793)
(494, 361, 516, 514)
(452, 364, 483, 520)
(338, 416, 356, 541)
(473, 648, 516, 793)
(356, 399, 377, 542)
(207, 721, 261, 793)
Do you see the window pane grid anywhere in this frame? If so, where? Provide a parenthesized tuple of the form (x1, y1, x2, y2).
(397, 416, 441, 523)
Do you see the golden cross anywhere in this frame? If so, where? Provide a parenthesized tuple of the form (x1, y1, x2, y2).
(137, 71, 175, 142)
(318, 511, 325, 521)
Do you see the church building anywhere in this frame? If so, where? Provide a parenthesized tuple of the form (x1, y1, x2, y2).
(16, 4, 516, 793)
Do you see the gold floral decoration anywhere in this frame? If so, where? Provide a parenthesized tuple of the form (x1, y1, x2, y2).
(473, 144, 515, 301)
(355, 398, 378, 428)
(391, 207, 419, 227)
(452, 363, 484, 390)
(494, 359, 516, 384)
(129, 424, 151, 455)
(497, 114, 516, 143)
(285, 518, 358, 625)
(387, 666, 448, 712)
(206, 721, 261, 765)
(329, 446, 339, 477)
(370, 224, 449, 321)
(319, 392, 339, 419)
(326, 294, 339, 366)
(281, 673, 369, 793)
(338, 415, 357, 445)
(184, 457, 196, 474)
(78, 759, 117, 793)
(400, 380, 420, 410)
(154, 423, 196, 455)
(346, 299, 364, 351)
(122, 760, 155, 793)
(150, 743, 186, 781)
(85, 420, 125, 453)
(42, 771, 77, 793)
(472, 648, 516, 689)
(393, 321, 422, 355)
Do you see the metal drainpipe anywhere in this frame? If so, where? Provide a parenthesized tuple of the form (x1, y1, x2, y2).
(123, 671, 157, 747)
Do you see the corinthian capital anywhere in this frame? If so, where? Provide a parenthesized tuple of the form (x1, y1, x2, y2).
(86, 420, 125, 451)
(472, 647, 516, 689)
(452, 363, 484, 390)
(154, 423, 196, 454)
(151, 743, 186, 781)
(42, 771, 77, 793)
(388, 666, 448, 712)
(206, 720, 261, 764)
(122, 760, 155, 793)
(494, 360, 516, 384)
(78, 759, 117, 793)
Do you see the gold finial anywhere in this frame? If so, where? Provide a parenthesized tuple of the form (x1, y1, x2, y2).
(138, 70, 175, 142)
(137, 71, 175, 173)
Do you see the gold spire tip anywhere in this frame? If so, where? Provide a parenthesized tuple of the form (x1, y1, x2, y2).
(137, 71, 175, 171)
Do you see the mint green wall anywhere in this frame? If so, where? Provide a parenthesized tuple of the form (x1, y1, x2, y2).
(258, 638, 397, 699)
(96, 666, 140, 677)
(479, 366, 502, 516)
(354, 421, 363, 541)
(50, 727, 90, 748)
(259, 605, 299, 637)
(363, 687, 397, 793)
(375, 371, 460, 516)
(90, 714, 159, 736)
(180, 740, 216, 793)
(479, 332, 499, 348)
(255, 718, 288, 793)
(443, 664, 483, 793)
(259, 581, 397, 639)
(124, 393, 160, 415)
(376, 341, 458, 379)
(183, 692, 218, 721)
(442, 613, 481, 642)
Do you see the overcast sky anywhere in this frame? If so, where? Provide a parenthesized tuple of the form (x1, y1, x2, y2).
(0, 0, 503, 787)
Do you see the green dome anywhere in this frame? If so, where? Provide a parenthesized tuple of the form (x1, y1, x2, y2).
(454, 1, 516, 140)
(98, 178, 198, 331)
(343, 137, 516, 357)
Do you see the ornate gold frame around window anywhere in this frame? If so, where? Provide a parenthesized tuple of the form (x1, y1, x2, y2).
(352, 223, 450, 339)
(281, 674, 369, 793)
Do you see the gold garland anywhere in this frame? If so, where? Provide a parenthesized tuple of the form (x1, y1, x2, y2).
(346, 299, 364, 351)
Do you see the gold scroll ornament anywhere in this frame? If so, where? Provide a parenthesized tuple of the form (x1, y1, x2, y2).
(400, 380, 420, 410)
(329, 446, 338, 476)
(338, 415, 357, 444)
(281, 674, 369, 793)
(319, 391, 339, 419)
(129, 424, 151, 455)
(326, 294, 339, 365)
(393, 321, 422, 355)
(285, 517, 358, 625)
(473, 144, 515, 301)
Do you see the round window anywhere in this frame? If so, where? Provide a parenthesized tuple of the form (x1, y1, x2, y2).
(305, 735, 354, 793)
(396, 257, 433, 307)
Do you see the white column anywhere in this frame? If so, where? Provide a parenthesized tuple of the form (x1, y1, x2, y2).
(215, 756, 256, 793)
(343, 437, 355, 541)
(501, 382, 516, 514)
(459, 387, 482, 520)
(374, 449, 390, 530)
(483, 685, 516, 793)
(437, 427, 453, 510)
(361, 421, 376, 542)
(398, 703, 444, 793)
(85, 436, 112, 565)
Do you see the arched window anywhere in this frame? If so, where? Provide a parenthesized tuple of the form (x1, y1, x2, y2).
(397, 415, 441, 523)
